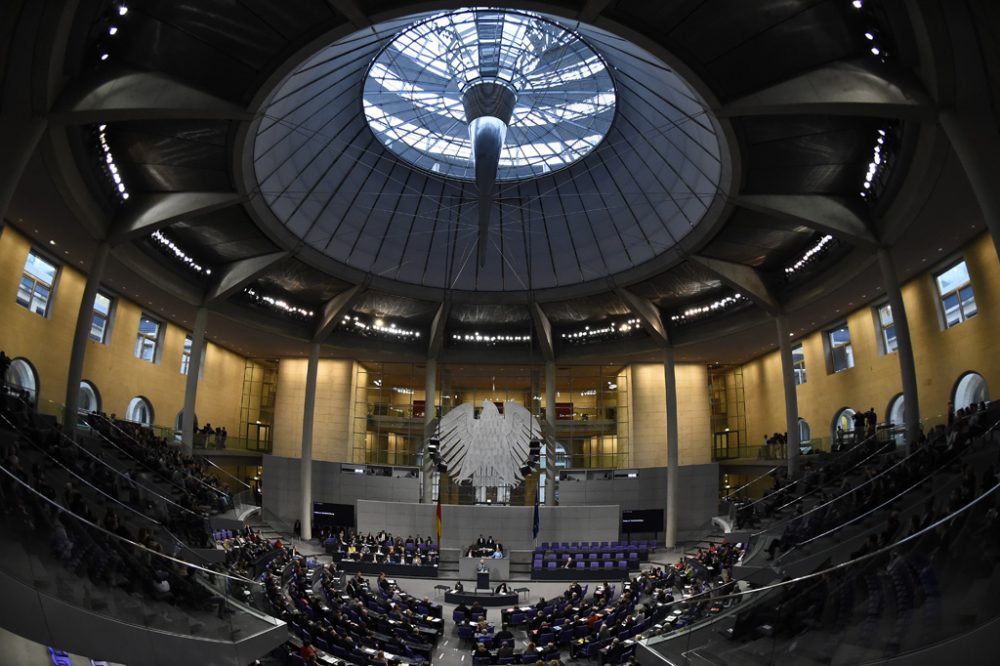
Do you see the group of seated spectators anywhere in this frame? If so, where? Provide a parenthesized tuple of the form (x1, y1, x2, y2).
(465, 534, 505, 558)
(87, 413, 232, 516)
(324, 528, 439, 567)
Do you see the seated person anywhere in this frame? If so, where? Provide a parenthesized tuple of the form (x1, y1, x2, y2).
(494, 581, 510, 594)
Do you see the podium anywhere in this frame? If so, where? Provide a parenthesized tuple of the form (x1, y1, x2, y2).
(476, 570, 490, 591)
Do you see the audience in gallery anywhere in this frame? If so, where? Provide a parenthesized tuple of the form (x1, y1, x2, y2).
(324, 528, 439, 567)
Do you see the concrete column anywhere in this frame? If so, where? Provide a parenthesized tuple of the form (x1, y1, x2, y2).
(422, 358, 437, 503)
(775, 315, 800, 479)
(878, 247, 921, 445)
(544, 360, 556, 506)
(180, 306, 208, 457)
(663, 346, 679, 548)
(940, 111, 1000, 261)
(63, 241, 110, 438)
(300, 342, 320, 541)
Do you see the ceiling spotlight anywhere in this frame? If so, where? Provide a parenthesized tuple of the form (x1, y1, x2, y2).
(108, 25, 118, 35)
(117, 4, 128, 15)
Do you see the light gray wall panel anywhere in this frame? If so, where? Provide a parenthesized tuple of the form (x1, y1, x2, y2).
(356, 502, 620, 550)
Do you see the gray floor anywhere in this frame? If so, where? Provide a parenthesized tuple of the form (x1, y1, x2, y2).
(268, 522, 687, 666)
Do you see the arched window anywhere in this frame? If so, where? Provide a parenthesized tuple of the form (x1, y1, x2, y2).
(953, 372, 989, 411)
(174, 410, 197, 443)
(832, 407, 856, 449)
(886, 393, 906, 446)
(5, 357, 39, 403)
(125, 396, 154, 426)
(798, 418, 811, 443)
(886, 393, 905, 427)
(78, 380, 101, 413)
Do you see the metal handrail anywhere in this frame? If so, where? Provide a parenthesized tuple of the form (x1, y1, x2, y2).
(641, 477, 1000, 650)
(0, 457, 262, 586)
(721, 465, 781, 502)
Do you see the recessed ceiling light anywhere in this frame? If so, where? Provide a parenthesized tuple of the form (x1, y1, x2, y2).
(49, 240, 56, 245)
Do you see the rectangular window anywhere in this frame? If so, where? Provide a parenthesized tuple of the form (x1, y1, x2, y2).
(134, 314, 161, 362)
(792, 343, 806, 385)
(181, 335, 192, 375)
(16, 251, 58, 317)
(828, 324, 854, 373)
(936, 260, 977, 328)
(89, 292, 113, 343)
(876, 303, 897, 354)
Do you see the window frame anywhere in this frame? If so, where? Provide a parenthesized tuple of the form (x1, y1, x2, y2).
(934, 259, 977, 329)
(89, 291, 115, 344)
(134, 313, 163, 363)
(874, 302, 897, 355)
(16, 250, 59, 318)
(180, 335, 206, 378)
(826, 323, 855, 374)
(791, 343, 806, 385)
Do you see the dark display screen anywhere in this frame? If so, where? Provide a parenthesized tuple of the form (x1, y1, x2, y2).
(622, 509, 663, 532)
(313, 502, 355, 528)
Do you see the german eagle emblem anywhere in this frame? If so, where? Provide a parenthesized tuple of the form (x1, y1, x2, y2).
(438, 400, 542, 489)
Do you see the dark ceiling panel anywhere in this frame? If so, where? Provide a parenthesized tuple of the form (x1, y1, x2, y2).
(256, 257, 352, 305)
(540, 293, 631, 324)
(113, 121, 230, 192)
(699, 208, 814, 268)
(450, 303, 531, 326)
(698, 2, 863, 100)
(353, 291, 440, 324)
(106, 1, 343, 103)
(627, 262, 724, 308)
(741, 116, 885, 194)
(167, 206, 279, 265)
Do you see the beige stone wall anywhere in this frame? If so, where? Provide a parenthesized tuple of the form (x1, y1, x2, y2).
(744, 232, 1000, 445)
(272, 357, 356, 461)
(0, 225, 245, 432)
(628, 362, 712, 467)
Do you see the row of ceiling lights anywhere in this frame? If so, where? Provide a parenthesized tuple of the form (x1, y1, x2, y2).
(860, 128, 894, 201)
(561, 317, 641, 341)
(341, 314, 421, 339)
(150, 230, 211, 275)
(96, 4, 128, 62)
(96, 124, 129, 202)
(785, 235, 836, 276)
(451, 332, 532, 344)
(670, 294, 747, 322)
(243, 287, 314, 319)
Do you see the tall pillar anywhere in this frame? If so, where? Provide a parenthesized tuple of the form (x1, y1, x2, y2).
(663, 347, 680, 548)
(877, 247, 921, 445)
(63, 241, 111, 438)
(300, 342, 320, 541)
(775, 316, 800, 479)
(180, 306, 208, 457)
(940, 111, 1000, 261)
(544, 361, 556, 506)
(422, 358, 437, 503)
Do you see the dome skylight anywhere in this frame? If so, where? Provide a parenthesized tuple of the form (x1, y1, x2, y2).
(362, 8, 616, 183)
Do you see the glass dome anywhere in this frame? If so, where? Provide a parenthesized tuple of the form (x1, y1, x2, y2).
(362, 8, 616, 182)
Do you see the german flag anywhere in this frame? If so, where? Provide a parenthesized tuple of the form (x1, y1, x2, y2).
(435, 496, 442, 544)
